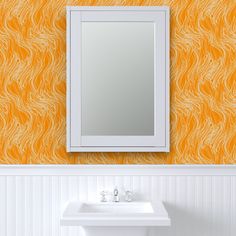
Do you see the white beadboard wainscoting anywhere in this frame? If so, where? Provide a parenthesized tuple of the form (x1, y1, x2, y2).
(0, 165, 236, 236)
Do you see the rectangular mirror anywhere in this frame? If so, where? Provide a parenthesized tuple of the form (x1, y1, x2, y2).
(82, 22, 154, 136)
(67, 7, 169, 152)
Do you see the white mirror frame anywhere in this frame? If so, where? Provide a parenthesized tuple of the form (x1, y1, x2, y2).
(67, 6, 170, 152)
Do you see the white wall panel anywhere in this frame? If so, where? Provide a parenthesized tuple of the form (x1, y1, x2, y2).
(0, 165, 235, 236)
(0, 176, 7, 236)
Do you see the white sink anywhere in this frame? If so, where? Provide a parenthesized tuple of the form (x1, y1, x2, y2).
(61, 201, 170, 236)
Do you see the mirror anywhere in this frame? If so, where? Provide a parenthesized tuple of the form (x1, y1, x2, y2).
(81, 22, 154, 136)
(67, 7, 169, 152)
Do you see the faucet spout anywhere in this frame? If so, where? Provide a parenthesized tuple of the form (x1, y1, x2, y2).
(113, 187, 119, 202)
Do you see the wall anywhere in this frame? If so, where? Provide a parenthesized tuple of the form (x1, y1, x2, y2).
(0, 0, 235, 164)
(0, 165, 236, 236)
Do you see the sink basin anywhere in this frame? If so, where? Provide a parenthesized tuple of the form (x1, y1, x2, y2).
(79, 202, 154, 214)
(61, 201, 170, 227)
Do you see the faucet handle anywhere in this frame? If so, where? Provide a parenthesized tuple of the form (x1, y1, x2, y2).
(100, 191, 108, 202)
(125, 190, 133, 202)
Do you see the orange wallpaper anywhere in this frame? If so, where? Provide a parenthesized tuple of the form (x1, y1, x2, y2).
(0, 0, 235, 164)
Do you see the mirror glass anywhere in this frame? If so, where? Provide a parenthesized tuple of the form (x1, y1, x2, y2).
(81, 22, 154, 136)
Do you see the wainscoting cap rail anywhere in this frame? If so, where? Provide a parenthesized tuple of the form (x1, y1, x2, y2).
(0, 165, 235, 176)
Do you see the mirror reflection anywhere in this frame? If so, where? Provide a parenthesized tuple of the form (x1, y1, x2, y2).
(81, 22, 154, 136)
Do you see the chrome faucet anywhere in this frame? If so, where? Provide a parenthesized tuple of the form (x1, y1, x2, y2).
(113, 187, 119, 202)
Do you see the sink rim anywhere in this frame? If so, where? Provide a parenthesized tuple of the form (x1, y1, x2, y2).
(77, 201, 155, 215)
(61, 201, 171, 227)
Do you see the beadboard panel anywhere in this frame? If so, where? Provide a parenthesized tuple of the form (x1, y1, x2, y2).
(0, 166, 236, 236)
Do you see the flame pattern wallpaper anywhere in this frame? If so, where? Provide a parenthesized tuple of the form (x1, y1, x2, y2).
(0, 0, 235, 164)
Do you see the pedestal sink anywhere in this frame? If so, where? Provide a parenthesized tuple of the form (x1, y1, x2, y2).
(61, 201, 171, 236)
